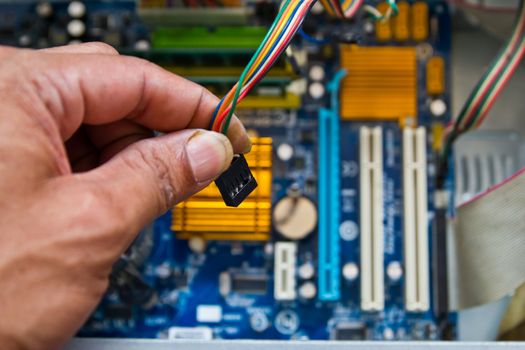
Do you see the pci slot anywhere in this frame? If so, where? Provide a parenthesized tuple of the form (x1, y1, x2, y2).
(317, 107, 341, 301)
(274, 242, 297, 301)
(359, 127, 385, 311)
(403, 127, 430, 312)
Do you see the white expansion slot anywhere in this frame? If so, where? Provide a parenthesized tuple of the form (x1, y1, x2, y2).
(403, 127, 430, 312)
(359, 127, 384, 312)
(274, 242, 297, 300)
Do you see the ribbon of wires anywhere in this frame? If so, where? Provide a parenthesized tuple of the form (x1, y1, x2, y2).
(437, 0, 525, 185)
(209, 0, 316, 134)
(209, 0, 399, 135)
(320, 0, 398, 20)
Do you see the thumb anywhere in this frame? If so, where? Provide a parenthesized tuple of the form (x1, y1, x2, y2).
(71, 129, 233, 249)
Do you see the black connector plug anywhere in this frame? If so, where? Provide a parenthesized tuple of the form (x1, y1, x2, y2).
(215, 154, 258, 207)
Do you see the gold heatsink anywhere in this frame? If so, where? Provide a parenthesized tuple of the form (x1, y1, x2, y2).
(340, 45, 417, 127)
(172, 137, 272, 241)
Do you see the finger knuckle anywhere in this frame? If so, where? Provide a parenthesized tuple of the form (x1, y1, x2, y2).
(126, 55, 157, 70)
(86, 41, 119, 55)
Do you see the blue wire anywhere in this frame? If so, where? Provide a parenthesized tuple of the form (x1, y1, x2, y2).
(246, 0, 301, 81)
(299, 28, 330, 45)
(211, 2, 300, 129)
(212, 1, 312, 130)
(209, 98, 223, 130)
(246, 1, 302, 83)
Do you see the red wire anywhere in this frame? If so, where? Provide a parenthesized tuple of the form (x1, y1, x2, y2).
(333, 0, 345, 18)
(458, 11, 525, 130)
(213, 0, 366, 132)
(215, 17, 303, 128)
(212, 82, 239, 131)
(344, 0, 363, 18)
(474, 41, 525, 128)
(214, 2, 311, 131)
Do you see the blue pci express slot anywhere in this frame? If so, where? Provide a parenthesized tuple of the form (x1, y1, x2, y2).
(317, 71, 346, 301)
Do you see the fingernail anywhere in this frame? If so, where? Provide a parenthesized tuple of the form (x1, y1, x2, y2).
(242, 143, 252, 154)
(186, 131, 233, 184)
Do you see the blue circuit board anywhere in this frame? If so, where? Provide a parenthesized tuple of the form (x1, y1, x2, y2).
(0, 1, 147, 49)
(0, 0, 455, 342)
(79, 1, 455, 341)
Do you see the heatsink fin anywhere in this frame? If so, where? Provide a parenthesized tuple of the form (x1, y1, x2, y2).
(340, 45, 417, 127)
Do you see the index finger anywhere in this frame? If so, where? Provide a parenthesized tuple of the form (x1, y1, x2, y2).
(19, 50, 251, 153)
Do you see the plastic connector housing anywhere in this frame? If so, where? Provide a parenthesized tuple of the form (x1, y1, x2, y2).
(403, 127, 430, 312)
(359, 126, 385, 312)
(274, 242, 297, 301)
(215, 154, 258, 207)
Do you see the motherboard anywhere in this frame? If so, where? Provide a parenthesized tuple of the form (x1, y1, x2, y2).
(0, 0, 455, 341)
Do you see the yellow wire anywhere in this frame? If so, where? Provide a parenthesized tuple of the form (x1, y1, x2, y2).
(320, 0, 335, 16)
(342, 0, 354, 11)
(216, 0, 300, 117)
(250, 1, 297, 73)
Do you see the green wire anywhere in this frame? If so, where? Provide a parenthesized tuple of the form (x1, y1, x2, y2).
(454, 59, 498, 128)
(452, 33, 520, 135)
(387, 0, 398, 15)
(442, 37, 513, 157)
(451, 0, 524, 139)
(440, 51, 503, 161)
(220, 0, 293, 135)
(441, 19, 523, 163)
(462, 71, 505, 131)
(441, 67, 496, 159)
(464, 36, 525, 131)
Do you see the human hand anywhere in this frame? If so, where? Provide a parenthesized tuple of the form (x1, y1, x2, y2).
(0, 42, 251, 350)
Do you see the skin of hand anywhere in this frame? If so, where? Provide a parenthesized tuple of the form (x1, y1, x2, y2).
(0, 42, 251, 350)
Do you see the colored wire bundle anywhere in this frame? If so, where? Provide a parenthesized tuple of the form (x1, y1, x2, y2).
(209, 0, 399, 134)
(319, 0, 363, 18)
(320, 0, 397, 20)
(210, 0, 316, 134)
(439, 0, 525, 169)
(363, 0, 398, 20)
(437, 0, 525, 186)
